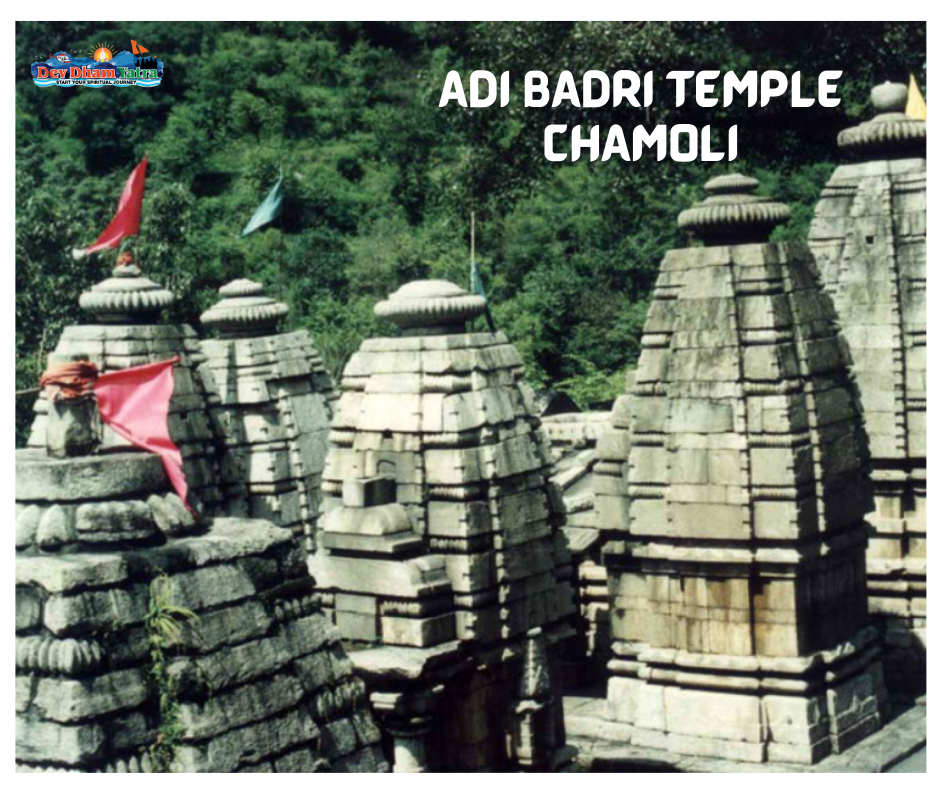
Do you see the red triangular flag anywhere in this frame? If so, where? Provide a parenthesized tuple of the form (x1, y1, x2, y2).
(94, 356, 192, 512)
(83, 156, 148, 256)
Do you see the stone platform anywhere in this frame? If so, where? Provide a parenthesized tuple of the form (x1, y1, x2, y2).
(565, 691, 926, 772)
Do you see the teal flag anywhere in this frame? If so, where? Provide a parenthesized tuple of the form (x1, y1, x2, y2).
(470, 259, 496, 332)
(241, 172, 283, 237)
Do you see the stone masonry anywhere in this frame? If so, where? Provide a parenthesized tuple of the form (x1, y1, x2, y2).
(17, 272, 387, 773)
(598, 174, 888, 764)
(310, 279, 577, 771)
(14, 153, 924, 773)
(15, 445, 387, 773)
(542, 410, 613, 680)
(28, 263, 240, 515)
(592, 372, 635, 678)
(808, 82, 926, 687)
(200, 279, 336, 553)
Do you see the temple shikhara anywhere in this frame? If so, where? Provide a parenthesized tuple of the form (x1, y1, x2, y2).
(311, 279, 575, 771)
(16, 266, 385, 773)
(14, 82, 925, 773)
(597, 173, 886, 763)
(808, 81, 927, 688)
(199, 278, 336, 553)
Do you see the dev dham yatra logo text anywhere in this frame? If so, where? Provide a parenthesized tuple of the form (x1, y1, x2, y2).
(31, 40, 162, 88)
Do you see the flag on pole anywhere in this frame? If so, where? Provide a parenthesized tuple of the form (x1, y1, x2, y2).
(241, 171, 284, 237)
(906, 74, 927, 121)
(94, 356, 192, 512)
(77, 156, 148, 258)
(470, 259, 496, 332)
(469, 211, 496, 332)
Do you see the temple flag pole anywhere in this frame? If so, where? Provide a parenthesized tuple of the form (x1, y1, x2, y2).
(470, 211, 496, 333)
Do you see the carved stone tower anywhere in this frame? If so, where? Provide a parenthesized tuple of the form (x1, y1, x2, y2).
(16, 315, 386, 772)
(27, 263, 239, 515)
(311, 279, 576, 771)
(808, 81, 926, 686)
(200, 279, 336, 552)
(599, 174, 887, 764)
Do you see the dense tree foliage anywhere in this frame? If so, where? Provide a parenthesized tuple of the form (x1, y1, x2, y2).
(16, 21, 926, 443)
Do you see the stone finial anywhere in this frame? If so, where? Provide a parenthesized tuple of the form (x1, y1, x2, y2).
(374, 279, 486, 334)
(677, 173, 790, 245)
(871, 81, 909, 113)
(838, 81, 926, 154)
(199, 278, 290, 338)
(78, 264, 175, 324)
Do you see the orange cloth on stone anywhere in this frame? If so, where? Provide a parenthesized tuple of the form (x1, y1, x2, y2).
(39, 361, 100, 401)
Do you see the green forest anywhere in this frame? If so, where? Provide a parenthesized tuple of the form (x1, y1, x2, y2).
(15, 21, 926, 444)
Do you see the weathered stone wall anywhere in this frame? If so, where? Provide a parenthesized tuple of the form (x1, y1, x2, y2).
(599, 175, 887, 764)
(200, 280, 336, 553)
(808, 82, 926, 686)
(311, 280, 575, 771)
(542, 411, 613, 678)
(27, 266, 242, 515)
(15, 448, 387, 773)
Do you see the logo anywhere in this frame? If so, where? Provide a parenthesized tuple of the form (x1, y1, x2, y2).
(31, 39, 163, 88)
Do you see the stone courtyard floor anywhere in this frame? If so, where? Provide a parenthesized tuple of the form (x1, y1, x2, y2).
(564, 690, 926, 773)
(887, 745, 927, 772)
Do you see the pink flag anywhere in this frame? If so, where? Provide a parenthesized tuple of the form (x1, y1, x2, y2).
(94, 356, 192, 512)
(82, 156, 148, 257)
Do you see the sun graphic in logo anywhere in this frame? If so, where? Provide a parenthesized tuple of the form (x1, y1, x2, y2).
(87, 42, 114, 62)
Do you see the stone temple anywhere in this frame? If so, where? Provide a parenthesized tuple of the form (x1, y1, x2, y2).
(28, 263, 240, 516)
(597, 174, 887, 763)
(808, 81, 926, 686)
(200, 278, 336, 553)
(310, 279, 577, 771)
(15, 272, 387, 772)
(14, 165, 921, 770)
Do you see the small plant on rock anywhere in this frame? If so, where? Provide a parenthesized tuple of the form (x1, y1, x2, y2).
(144, 574, 199, 773)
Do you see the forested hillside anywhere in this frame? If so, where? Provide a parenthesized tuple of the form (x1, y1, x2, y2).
(15, 21, 926, 443)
